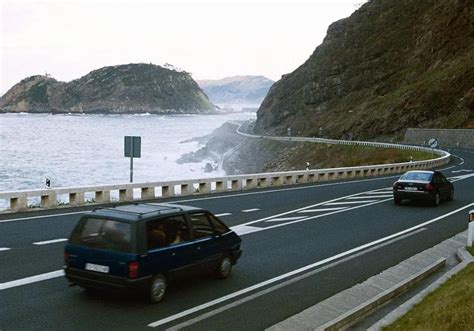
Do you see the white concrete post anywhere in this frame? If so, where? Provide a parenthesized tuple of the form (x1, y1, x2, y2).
(119, 188, 133, 202)
(468, 210, 474, 247)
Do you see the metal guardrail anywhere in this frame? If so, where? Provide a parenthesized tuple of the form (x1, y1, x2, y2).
(0, 123, 450, 212)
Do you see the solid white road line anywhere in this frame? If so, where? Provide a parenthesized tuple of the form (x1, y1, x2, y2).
(325, 200, 379, 205)
(242, 208, 260, 213)
(229, 225, 264, 236)
(0, 247, 11, 252)
(149, 203, 474, 328)
(215, 213, 232, 217)
(32, 238, 68, 245)
(264, 216, 307, 223)
(0, 270, 64, 291)
(165, 228, 427, 330)
(347, 195, 392, 199)
(297, 207, 347, 213)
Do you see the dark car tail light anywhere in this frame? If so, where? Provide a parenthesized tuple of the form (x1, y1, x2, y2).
(64, 251, 70, 266)
(128, 261, 139, 279)
(425, 183, 435, 191)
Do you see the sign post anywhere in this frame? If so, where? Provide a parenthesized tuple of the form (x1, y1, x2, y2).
(124, 136, 141, 183)
(428, 138, 438, 158)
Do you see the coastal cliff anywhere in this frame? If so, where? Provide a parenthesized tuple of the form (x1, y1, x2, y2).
(255, 0, 474, 140)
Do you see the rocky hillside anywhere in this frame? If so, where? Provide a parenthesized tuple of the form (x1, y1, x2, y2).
(197, 75, 273, 106)
(0, 63, 215, 114)
(255, 0, 474, 140)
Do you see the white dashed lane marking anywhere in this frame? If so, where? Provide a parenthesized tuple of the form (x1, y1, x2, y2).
(32, 238, 68, 245)
(215, 213, 232, 217)
(347, 195, 392, 199)
(242, 208, 260, 213)
(0, 248, 11, 252)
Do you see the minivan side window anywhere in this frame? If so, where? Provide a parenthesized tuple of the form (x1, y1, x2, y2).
(208, 214, 229, 235)
(189, 213, 214, 239)
(147, 215, 189, 250)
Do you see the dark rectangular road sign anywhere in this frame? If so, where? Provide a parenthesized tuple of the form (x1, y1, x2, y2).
(124, 136, 141, 158)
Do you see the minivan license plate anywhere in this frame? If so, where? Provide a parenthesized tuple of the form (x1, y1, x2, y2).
(405, 187, 418, 191)
(85, 263, 109, 273)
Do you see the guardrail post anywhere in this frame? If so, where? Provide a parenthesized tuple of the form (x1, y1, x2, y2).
(245, 178, 256, 189)
(271, 176, 282, 186)
(119, 188, 133, 202)
(180, 184, 193, 196)
(10, 193, 27, 211)
(95, 190, 110, 203)
(162, 185, 175, 197)
(231, 179, 241, 190)
(41, 192, 57, 208)
(215, 180, 225, 192)
(198, 182, 210, 194)
(69, 192, 85, 206)
(141, 187, 155, 200)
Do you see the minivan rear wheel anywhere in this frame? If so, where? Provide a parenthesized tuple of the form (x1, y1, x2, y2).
(215, 255, 232, 279)
(149, 274, 167, 303)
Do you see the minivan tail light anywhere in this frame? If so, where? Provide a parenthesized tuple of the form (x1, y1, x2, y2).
(64, 252, 69, 266)
(128, 261, 139, 279)
(425, 183, 434, 190)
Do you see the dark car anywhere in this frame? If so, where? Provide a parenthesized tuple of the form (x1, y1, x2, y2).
(392, 170, 454, 206)
(64, 203, 242, 303)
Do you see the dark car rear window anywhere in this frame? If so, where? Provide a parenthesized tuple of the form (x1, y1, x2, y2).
(70, 217, 133, 252)
(400, 172, 433, 182)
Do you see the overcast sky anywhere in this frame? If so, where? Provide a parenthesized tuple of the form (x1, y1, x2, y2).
(1, 0, 362, 94)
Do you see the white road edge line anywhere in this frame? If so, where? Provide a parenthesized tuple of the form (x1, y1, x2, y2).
(148, 203, 474, 328)
(0, 247, 11, 252)
(33, 238, 68, 245)
(165, 228, 428, 330)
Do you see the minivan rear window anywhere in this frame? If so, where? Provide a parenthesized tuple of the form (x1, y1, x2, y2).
(70, 217, 132, 252)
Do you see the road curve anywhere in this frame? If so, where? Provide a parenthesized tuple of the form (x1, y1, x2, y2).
(0, 148, 473, 330)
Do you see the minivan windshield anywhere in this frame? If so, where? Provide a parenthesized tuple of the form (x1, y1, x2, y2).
(70, 217, 132, 252)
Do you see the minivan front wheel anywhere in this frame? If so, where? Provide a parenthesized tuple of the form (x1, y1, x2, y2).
(215, 255, 232, 279)
(149, 274, 167, 303)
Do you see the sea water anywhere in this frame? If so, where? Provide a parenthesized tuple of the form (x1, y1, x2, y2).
(0, 112, 255, 208)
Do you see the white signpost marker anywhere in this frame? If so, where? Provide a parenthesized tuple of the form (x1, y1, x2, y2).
(468, 209, 474, 247)
(428, 138, 438, 158)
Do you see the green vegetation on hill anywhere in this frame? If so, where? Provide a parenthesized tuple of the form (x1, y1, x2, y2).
(256, 0, 474, 140)
(0, 63, 215, 114)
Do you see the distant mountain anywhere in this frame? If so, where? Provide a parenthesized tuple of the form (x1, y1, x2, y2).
(256, 0, 474, 140)
(0, 63, 215, 114)
(197, 75, 274, 106)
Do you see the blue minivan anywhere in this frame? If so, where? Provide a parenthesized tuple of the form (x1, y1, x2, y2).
(64, 203, 242, 303)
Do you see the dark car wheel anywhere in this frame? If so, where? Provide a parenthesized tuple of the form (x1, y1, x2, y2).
(149, 274, 167, 303)
(432, 192, 441, 206)
(215, 255, 232, 279)
(394, 196, 402, 205)
(447, 189, 454, 201)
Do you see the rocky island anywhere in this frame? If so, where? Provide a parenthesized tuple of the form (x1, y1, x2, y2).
(0, 63, 215, 114)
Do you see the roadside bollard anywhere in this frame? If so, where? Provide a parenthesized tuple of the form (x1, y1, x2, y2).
(468, 209, 474, 247)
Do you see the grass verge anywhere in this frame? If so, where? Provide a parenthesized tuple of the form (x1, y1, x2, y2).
(383, 260, 474, 331)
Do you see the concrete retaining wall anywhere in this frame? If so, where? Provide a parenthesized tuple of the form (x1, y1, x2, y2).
(404, 128, 474, 149)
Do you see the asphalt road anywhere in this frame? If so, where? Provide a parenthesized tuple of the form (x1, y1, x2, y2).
(0, 148, 473, 330)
